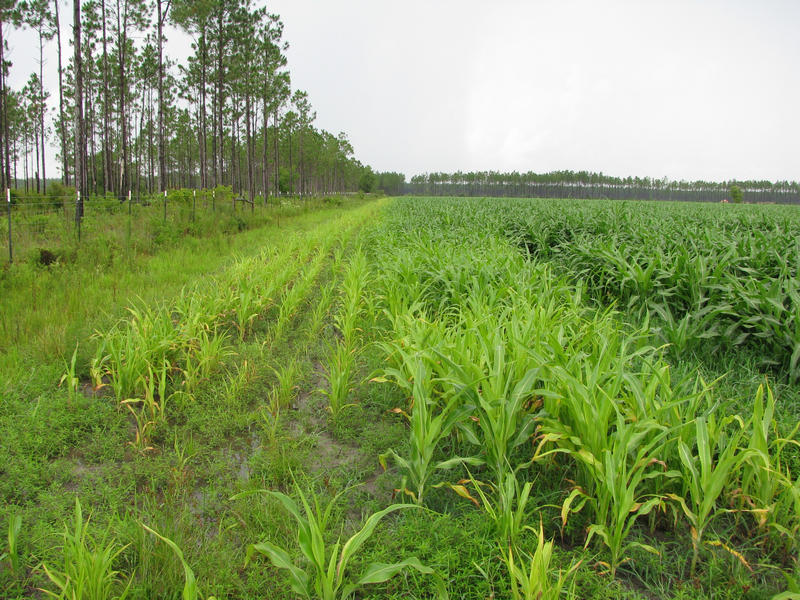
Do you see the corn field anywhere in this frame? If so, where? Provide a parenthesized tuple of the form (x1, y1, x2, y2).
(363, 197, 800, 596)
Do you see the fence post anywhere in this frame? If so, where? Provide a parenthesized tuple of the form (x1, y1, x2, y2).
(163, 189, 167, 222)
(6, 188, 11, 264)
(75, 190, 81, 242)
(192, 189, 196, 222)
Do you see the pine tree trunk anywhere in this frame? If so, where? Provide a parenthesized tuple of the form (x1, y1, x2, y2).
(101, 0, 112, 193)
(273, 110, 279, 196)
(53, 0, 69, 185)
(0, 18, 5, 190)
(117, 2, 129, 198)
(245, 82, 254, 201)
(262, 96, 268, 199)
(157, 0, 166, 193)
(38, 32, 47, 193)
(74, 0, 86, 200)
(216, 7, 224, 186)
(199, 29, 207, 189)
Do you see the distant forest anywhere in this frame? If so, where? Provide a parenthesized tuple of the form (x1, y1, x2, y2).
(407, 171, 800, 204)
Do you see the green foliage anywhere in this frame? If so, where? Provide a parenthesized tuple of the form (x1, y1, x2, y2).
(40, 498, 132, 600)
(358, 171, 376, 193)
(502, 521, 580, 600)
(730, 185, 743, 203)
(232, 478, 446, 600)
(141, 523, 216, 600)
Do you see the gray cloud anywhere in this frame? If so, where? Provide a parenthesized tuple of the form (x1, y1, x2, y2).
(271, 0, 800, 181)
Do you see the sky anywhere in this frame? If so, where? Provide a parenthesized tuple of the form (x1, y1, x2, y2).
(6, 0, 800, 182)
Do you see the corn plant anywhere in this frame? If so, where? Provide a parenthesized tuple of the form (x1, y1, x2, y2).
(121, 359, 177, 451)
(334, 248, 369, 348)
(270, 358, 301, 409)
(378, 358, 479, 505)
(93, 303, 180, 402)
(232, 480, 446, 600)
(221, 360, 258, 407)
(503, 521, 580, 600)
(40, 498, 132, 600)
(170, 433, 197, 495)
(466, 470, 534, 549)
(141, 523, 216, 600)
(740, 384, 799, 530)
(320, 342, 357, 419)
(308, 280, 337, 338)
(60, 342, 81, 406)
(260, 405, 281, 446)
(233, 273, 262, 340)
(1, 514, 22, 576)
(182, 328, 233, 394)
(435, 345, 540, 491)
(668, 413, 751, 576)
(560, 416, 677, 577)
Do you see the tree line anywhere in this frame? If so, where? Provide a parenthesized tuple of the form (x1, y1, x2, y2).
(0, 0, 377, 201)
(408, 171, 800, 204)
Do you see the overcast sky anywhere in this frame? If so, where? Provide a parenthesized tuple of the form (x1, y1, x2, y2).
(7, 0, 800, 182)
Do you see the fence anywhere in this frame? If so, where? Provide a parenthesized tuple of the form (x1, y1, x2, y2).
(0, 188, 327, 267)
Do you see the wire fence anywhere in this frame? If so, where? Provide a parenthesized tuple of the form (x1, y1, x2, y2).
(1, 188, 329, 267)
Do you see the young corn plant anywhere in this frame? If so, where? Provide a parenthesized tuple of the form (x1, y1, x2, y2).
(40, 498, 132, 600)
(308, 280, 337, 339)
(668, 413, 751, 576)
(233, 273, 262, 341)
(378, 358, 478, 505)
(221, 360, 259, 407)
(2, 514, 22, 576)
(435, 345, 541, 491)
(320, 342, 357, 420)
(466, 469, 534, 549)
(141, 523, 216, 600)
(503, 521, 580, 600)
(121, 359, 177, 451)
(739, 384, 799, 531)
(181, 328, 233, 395)
(232, 480, 446, 600)
(560, 416, 677, 577)
(270, 358, 301, 410)
(59, 342, 81, 406)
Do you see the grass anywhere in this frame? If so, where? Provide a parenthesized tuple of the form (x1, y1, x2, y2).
(1, 194, 798, 599)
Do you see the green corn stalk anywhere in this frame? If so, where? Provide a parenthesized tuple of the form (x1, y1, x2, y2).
(2, 514, 22, 575)
(669, 414, 751, 576)
(320, 342, 357, 419)
(740, 384, 799, 530)
(503, 520, 580, 600)
(60, 342, 81, 406)
(232, 479, 447, 600)
(437, 346, 541, 491)
(141, 523, 216, 600)
(40, 498, 132, 600)
(181, 328, 233, 394)
(270, 358, 301, 409)
(308, 280, 337, 338)
(378, 358, 479, 505)
(560, 415, 677, 577)
(465, 469, 534, 550)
